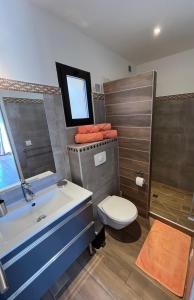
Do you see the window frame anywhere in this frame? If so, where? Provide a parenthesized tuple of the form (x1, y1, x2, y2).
(56, 62, 94, 127)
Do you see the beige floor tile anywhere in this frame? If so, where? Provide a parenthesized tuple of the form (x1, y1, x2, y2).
(127, 268, 178, 300)
(56, 217, 181, 300)
(59, 261, 113, 300)
(150, 181, 194, 231)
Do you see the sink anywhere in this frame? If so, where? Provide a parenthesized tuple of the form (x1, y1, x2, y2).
(0, 180, 92, 259)
(0, 188, 67, 242)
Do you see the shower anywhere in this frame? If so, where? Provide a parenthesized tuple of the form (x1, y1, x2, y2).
(150, 93, 194, 232)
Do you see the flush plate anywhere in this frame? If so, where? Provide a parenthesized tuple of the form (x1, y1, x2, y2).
(94, 151, 106, 166)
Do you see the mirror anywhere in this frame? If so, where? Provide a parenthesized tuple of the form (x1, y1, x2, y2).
(0, 110, 20, 190)
(2, 96, 56, 180)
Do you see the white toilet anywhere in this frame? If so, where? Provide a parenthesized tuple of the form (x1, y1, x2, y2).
(97, 195, 138, 230)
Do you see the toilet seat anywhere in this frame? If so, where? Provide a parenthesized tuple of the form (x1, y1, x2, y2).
(98, 195, 138, 224)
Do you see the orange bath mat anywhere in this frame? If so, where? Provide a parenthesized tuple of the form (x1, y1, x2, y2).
(136, 220, 191, 297)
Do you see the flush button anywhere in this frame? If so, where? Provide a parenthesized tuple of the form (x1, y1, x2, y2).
(94, 151, 106, 166)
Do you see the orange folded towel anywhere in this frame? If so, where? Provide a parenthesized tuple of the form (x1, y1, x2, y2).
(101, 130, 118, 139)
(98, 123, 111, 131)
(77, 123, 111, 134)
(77, 125, 99, 134)
(75, 132, 103, 144)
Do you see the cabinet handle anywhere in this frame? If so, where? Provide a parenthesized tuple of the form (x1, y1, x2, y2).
(0, 262, 9, 294)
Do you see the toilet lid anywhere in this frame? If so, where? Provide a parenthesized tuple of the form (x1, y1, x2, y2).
(100, 196, 138, 223)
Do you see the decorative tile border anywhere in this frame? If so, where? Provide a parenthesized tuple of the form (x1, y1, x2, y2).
(157, 93, 194, 101)
(3, 97, 43, 104)
(2, 78, 193, 102)
(0, 78, 105, 99)
(67, 138, 118, 152)
(0, 77, 61, 95)
(93, 92, 105, 101)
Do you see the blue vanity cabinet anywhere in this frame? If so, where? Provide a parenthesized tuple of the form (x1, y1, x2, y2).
(0, 198, 95, 300)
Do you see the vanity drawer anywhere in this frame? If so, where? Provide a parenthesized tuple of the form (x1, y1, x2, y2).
(0, 201, 94, 300)
(16, 224, 94, 300)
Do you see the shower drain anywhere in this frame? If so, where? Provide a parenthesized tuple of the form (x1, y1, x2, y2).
(152, 193, 158, 198)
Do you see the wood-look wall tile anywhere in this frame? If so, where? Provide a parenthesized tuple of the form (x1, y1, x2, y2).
(119, 157, 149, 174)
(120, 176, 148, 192)
(104, 71, 156, 218)
(107, 114, 151, 127)
(115, 127, 151, 140)
(106, 101, 152, 115)
(121, 184, 148, 216)
(121, 184, 148, 204)
(118, 137, 151, 152)
(119, 147, 150, 162)
(104, 86, 153, 105)
(120, 167, 149, 182)
(103, 72, 153, 94)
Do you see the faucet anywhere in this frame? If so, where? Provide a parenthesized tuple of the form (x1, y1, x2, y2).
(22, 182, 35, 202)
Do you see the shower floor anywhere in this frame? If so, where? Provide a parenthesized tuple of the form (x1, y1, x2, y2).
(150, 181, 194, 232)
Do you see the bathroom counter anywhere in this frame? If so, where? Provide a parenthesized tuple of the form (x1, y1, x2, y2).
(0, 180, 93, 260)
(0, 180, 94, 300)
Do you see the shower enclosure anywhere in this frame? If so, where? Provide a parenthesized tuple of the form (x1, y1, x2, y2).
(150, 93, 194, 232)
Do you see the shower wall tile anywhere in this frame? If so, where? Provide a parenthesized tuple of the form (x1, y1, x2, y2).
(120, 167, 149, 182)
(118, 137, 151, 152)
(152, 94, 194, 192)
(104, 71, 156, 217)
(105, 100, 152, 115)
(104, 72, 153, 93)
(119, 147, 150, 162)
(107, 114, 151, 127)
(115, 127, 151, 140)
(104, 85, 153, 104)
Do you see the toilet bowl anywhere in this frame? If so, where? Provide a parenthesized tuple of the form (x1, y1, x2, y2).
(97, 195, 138, 230)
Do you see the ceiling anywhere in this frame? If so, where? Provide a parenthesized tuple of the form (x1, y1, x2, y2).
(29, 0, 194, 64)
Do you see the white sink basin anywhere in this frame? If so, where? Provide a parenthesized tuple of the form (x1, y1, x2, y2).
(0, 180, 92, 259)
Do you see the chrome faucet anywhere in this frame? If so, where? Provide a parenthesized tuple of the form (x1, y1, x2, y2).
(22, 182, 35, 202)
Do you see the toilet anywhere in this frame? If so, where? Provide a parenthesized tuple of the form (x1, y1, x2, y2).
(97, 195, 138, 230)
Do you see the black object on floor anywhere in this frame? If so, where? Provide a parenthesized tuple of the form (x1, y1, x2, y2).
(92, 226, 106, 249)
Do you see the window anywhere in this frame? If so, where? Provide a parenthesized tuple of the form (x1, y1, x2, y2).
(56, 63, 94, 127)
(0, 111, 20, 190)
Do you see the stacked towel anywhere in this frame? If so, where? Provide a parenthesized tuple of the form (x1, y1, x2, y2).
(75, 123, 118, 144)
(101, 130, 118, 139)
(98, 123, 111, 131)
(75, 132, 103, 144)
(77, 125, 99, 134)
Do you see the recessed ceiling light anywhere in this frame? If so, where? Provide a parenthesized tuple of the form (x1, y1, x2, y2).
(153, 26, 161, 37)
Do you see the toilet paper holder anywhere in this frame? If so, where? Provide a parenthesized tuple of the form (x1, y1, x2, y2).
(136, 171, 144, 177)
